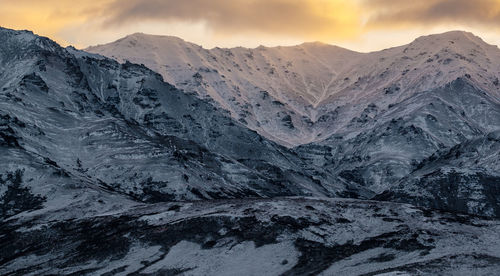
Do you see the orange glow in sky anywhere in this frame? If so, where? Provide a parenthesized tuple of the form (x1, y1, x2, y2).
(2, 0, 500, 51)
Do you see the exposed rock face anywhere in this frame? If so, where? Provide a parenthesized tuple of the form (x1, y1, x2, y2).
(297, 79, 500, 216)
(0, 27, 499, 274)
(375, 131, 500, 217)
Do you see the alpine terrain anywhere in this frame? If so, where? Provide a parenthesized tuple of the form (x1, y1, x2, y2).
(0, 27, 499, 275)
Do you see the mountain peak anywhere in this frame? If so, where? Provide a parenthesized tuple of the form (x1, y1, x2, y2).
(123, 32, 186, 42)
(300, 41, 329, 47)
(0, 26, 34, 35)
(410, 30, 491, 48)
(0, 27, 63, 58)
(298, 41, 345, 49)
(86, 33, 192, 51)
(0, 26, 37, 43)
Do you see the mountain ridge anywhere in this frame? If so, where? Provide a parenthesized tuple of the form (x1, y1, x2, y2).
(86, 30, 494, 53)
(87, 30, 500, 147)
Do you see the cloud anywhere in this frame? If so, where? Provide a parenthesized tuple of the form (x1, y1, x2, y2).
(365, 0, 500, 28)
(2, 0, 500, 50)
(98, 0, 361, 39)
(91, 0, 500, 42)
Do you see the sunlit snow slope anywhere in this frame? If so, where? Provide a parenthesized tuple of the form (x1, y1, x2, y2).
(88, 31, 500, 146)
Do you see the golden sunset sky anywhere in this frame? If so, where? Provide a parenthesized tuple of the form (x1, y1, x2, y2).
(2, 0, 500, 51)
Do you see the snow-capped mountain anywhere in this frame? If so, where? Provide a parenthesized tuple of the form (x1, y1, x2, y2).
(1, 27, 499, 275)
(87, 31, 500, 147)
(87, 34, 362, 146)
(88, 31, 500, 217)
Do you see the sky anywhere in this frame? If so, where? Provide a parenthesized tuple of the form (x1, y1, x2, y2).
(2, 0, 500, 52)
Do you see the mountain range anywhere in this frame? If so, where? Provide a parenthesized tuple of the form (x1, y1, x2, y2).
(88, 31, 500, 217)
(0, 27, 499, 275)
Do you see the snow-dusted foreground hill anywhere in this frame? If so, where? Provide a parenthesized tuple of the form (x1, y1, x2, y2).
(0, 26, 499, 275)
(3, 198, 500, 275)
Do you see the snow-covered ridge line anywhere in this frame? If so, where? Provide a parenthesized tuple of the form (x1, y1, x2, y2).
(87, 30, 500, 146)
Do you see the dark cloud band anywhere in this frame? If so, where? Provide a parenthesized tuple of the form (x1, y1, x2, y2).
(98, 0, 356, 38)
(366, 0, 500, 27)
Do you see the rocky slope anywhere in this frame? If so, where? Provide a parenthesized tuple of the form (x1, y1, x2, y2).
(0, 27, 344, 211)
(296, 78, 500, 217)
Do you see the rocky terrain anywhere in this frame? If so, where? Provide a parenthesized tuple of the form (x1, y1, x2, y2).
(0, 27, 499, 275)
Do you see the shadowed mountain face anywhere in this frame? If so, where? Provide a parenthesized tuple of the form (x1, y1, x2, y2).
(297, 78, 500, 217)
(1, 27, 500, 275)
(0, 27, 342, 209)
